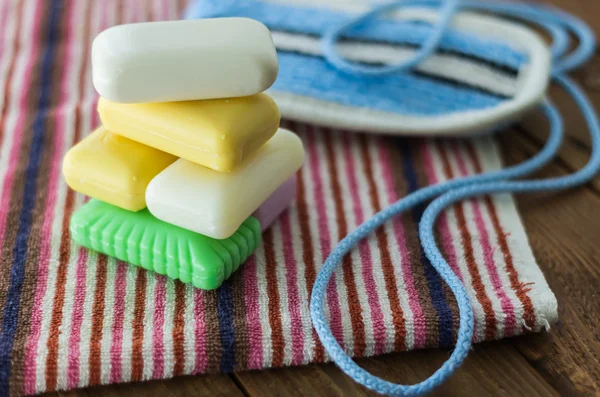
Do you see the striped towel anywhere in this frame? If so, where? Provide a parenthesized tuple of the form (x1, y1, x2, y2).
(0, 0, 557, 395)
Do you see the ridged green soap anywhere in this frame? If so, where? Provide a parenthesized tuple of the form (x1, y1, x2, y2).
(70, 199, 262, 290)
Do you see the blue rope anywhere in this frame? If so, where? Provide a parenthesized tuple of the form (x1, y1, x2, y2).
(321, 0, 596, 75)
(321, 0, 460, 75)
(312, 1, 599, 396)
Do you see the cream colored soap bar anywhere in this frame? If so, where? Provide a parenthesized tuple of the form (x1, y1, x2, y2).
(92, 18, 278, 103)
(62, 126, 177, 211)
(98, 94, 280, 172)
(146, 128, 304, 239)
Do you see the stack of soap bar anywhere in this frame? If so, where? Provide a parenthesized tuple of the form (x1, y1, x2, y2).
(63, 18, 304, 290)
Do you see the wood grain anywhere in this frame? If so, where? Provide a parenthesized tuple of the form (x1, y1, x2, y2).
(52, 375, 244, 397)
(516, 90, 600, 193)
(233, 341, 557, 397)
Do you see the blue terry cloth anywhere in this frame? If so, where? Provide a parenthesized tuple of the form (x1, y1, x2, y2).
(183, 0, 526, 117)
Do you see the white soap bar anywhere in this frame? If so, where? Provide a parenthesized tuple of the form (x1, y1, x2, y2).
(92, 18, 278, 103)
(146, 128, 304, 239)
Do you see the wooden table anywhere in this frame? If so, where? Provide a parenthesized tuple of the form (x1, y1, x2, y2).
(50, 1, 600, 396)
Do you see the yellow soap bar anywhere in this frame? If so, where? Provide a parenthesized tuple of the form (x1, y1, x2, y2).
(98, 94, 280, 172)
(62, 126, 177, 211)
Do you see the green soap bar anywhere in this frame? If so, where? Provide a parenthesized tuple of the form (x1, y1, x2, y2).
(70, 199, 262, 290)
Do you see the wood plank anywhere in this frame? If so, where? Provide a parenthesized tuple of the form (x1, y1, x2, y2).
(234, 365, 350, 396)
(234, 339, 557, 396)
(510, 71, 600, 192)
(518, 84, 600, 147)
(507, 0, 600, 181)
(498, 132, 600, 396)
(571, 54, 600, 96)
(329, 341, 557, 397)
(515, 119, 600, 194)
(53, 375, 245, 397)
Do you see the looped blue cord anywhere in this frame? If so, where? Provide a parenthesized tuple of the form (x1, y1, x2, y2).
(321, 0, 460, 75)
(321, 0, 596, 75)
(312, 1, 599, 396)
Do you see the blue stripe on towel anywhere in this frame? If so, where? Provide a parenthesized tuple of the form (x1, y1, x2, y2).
(274, 52, 504, 115)
(400, 142, 455, 347)
(217, 281, 236, 372)
(0, 1, 60, 392)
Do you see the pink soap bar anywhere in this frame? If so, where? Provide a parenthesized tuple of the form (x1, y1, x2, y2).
(253, 174, 297, 231)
